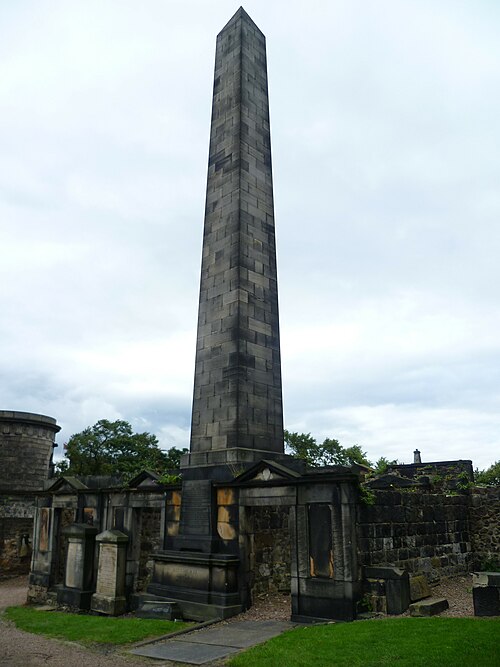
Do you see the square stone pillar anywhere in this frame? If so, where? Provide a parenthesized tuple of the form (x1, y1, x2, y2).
(91, 529, 129, 615)
(56, 523, 98, 610)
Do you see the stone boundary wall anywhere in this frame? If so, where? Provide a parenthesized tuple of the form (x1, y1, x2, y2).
(0, 492, 37, 575)
(358, 489, 472, 583)
(469, 486, 500, 570)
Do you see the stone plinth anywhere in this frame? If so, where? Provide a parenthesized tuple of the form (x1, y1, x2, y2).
(56, 523, 98, 610)
(91, 529, 129, 616)
(148, 551, 241, 621)
(472, 571, 500, 616)
(364, 566, 411, 615)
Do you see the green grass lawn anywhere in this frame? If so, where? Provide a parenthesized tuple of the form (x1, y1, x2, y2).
(3, 606, 191, 645)
(228, 617, 500, 667)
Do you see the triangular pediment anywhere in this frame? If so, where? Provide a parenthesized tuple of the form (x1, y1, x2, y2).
(46, 476, 88, 493)
(127, 470, 162, 489)
(234, 459, 302, 484)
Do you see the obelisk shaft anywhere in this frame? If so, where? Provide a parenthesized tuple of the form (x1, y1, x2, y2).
(189, 8, 283, 461)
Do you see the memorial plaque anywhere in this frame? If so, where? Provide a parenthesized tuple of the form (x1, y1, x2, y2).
(65, 539, 83, 589)
(181, 480, 212, 536)
(96, 543, 118, 596)
(308, 504, 334, 579)
(39, 508, 50, 552)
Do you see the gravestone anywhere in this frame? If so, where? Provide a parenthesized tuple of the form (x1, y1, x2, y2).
(91, 529, 128, 615)
(56, 523, 97, 609)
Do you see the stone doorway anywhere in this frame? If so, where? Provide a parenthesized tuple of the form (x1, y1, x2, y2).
(244, 505, 292, 608)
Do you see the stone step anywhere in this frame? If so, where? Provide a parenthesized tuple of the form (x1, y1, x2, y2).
(409, 597, 449, 617)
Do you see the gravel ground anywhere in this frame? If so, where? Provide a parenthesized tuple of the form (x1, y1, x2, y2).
(0, 576, 150, 667)
(0, 574, 479, 666)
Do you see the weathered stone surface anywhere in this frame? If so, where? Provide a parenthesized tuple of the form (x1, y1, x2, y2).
(358, 489, 473, 582)
(136, 600, 182, 620)
(364, 566, 410, 615)
(472, 571, 500, 616)
(410, 575, 432, 602)
(0, 411, 60, 491)
(189, 7, 283, 460)
(409, 597, 449, 616)
(469, 487, 500, 571)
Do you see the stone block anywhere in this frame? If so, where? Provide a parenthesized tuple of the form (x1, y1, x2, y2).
(410, 575, 432, 601)
(409, 597, 449, 616)
(472, 572, 500, 616)
(136, 600, 182, 620)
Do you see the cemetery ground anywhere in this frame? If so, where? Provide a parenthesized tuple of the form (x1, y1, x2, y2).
(1, 576, 499, 666)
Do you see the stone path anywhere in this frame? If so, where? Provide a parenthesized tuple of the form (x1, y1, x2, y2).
(130, 620, 296, 665)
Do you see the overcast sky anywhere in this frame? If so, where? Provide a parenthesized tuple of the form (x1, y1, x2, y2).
(1, 1, 499, 469)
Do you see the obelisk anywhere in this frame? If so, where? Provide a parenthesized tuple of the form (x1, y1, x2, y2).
(148, 9, 293, 620)
(187, 6, 284, 468)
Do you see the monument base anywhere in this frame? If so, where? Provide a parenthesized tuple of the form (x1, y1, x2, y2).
(56, 585, 94, 610)
(146, 550, 242, 621)
(91, 593, 127, 616)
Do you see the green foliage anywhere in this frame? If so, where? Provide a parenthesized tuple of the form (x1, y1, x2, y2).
(283, 431, 319, 466)
(475, 460, 500, 486)
(356, 593, 374, 613)
(56, 419, 187, 479)
(157, 472, 182, 485)
(456, 471, 472, 491)
(284, 430, 371, 468)
(479, 558, 500, 572)
(228, 618, 500, 667)
(4, 606, 191, 644)
(373, 456, 398, 475)
(358, 484, 376, 505)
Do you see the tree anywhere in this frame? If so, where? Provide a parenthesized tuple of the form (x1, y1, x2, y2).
(373, 456, 399, 475)
(475, 461, 500, 486)
(56, 419, 187, 478)
(284, 430, 371, 468)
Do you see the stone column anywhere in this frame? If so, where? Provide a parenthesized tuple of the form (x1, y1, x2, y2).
(91, 529, 129, 615)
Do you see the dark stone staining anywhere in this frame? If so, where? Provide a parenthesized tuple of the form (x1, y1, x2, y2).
(190, 8, 283, 455)
(308, 504, 334, 579)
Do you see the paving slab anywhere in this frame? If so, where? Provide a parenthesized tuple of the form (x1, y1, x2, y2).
(131, 640, 240, 664)
(130, 620, 296, 664)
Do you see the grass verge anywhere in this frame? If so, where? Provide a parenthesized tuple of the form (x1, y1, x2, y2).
(228, 617, 500, 667)
(3, 606, 192, 645)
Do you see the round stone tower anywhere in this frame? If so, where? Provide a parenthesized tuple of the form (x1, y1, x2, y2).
(0, 411, 61, 491)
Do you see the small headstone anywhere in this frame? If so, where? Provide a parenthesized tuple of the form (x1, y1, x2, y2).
(91, 529, 128, 616)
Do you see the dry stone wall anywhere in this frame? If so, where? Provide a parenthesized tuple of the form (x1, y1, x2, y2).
(247, 505, 291, 596)
(358, 489, 472, 583)
(469, 487, 500, 570)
